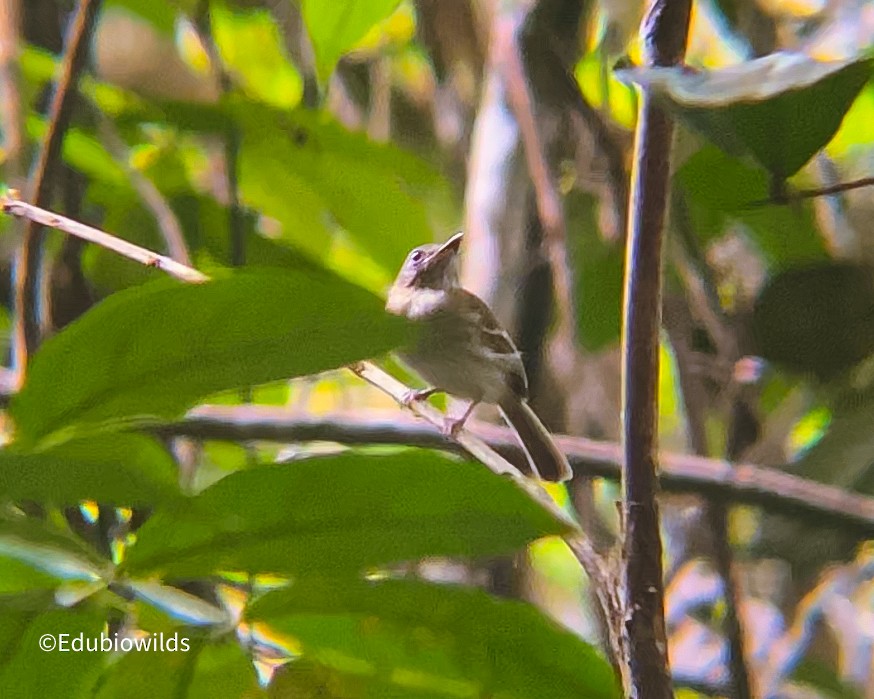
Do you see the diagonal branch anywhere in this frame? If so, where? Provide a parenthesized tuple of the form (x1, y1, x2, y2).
(2, 195, 207, 283)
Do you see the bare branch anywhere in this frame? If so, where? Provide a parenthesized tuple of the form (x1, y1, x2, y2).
(2, 195, 208, 283)
(0, 0, 23, 185)
(159, 406, 874, 538)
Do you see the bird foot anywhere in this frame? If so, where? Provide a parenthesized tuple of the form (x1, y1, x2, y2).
(441, 416, 466, 438)
(401, 387, 437, 408)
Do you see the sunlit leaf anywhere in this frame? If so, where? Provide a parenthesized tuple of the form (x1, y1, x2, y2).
(122, 452, 576, 578)
(249, 578, 619, 699)
(301, 0, 402, 81)
(104, 0, 178, 35)
(792, 386, 874, 494)
(27, 117, 128, 186)
(55, 580, 107, 608)
(212, 4, 303, 108)
(233, 105, 447, 273)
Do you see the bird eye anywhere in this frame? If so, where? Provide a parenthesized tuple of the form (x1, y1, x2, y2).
(410, 250, 424, 264)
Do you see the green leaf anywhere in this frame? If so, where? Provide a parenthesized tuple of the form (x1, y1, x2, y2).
(0, 518, 109, 585)
(751, 263, 874, 380)
(301, 0, 402, 81)
(212, 3, 302, 108)
(792, 659, 864, 699)
(27, 117, 128, 186)
(620, 53, 872, 177)
(0, 536, 101, 583)
(187, 642, 266, 699)
(122, 452, 575, 578)
(94, 639, 264, 699)
(791, 386, 874, 493)
(0, 558, 59, 595)
(567, 193, 623, 350)
(0, 607, 107, 698)
(249, 578, 619, 699)
(11, 269, 408, 446)
(125, 580, 231, 626)
(104, 0, 178, 35)
(0, 434, 180, 506)
(234, 105, 446, 273)
(677, 145, 826, 267)
(94, 640, 200, 698)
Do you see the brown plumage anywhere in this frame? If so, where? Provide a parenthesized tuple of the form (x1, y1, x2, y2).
(386, 232, 572, 482)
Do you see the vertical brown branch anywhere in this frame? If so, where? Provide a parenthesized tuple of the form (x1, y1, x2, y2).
(621, 0, 691, 696)
(11, 0, 102, 380)
(0, 0, 23, 185)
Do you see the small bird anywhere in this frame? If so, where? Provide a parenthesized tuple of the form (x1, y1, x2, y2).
(386, 231, 572, 482)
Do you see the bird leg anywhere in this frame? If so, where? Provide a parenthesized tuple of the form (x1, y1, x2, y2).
(441, 401, 478, 437)
(401, 386, 440, 407)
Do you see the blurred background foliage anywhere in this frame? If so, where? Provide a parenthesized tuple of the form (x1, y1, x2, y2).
(0, 0, 873, 697)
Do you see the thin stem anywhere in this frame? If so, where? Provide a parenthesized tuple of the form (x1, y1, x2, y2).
(97, 117, 193, 266)
(2, 195, 207, 283)
(750, 176, 874, 207)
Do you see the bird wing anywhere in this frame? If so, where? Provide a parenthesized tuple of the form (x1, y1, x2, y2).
(450, 289, 529, 399)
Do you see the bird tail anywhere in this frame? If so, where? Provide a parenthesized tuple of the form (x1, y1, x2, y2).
(498, 398, 572, 482)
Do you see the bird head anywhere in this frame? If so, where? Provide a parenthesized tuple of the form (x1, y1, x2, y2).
(386, 231, 463, 317)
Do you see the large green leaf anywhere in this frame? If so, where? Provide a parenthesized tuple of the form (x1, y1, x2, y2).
(0, 433, 179, 506)
(94, 640, 264, 699)
(752, 263, 874, 380)
(11, 269, 408, 446)
(121, 452, 576, 578)
(249, 578, 619, 699)
(620, 53, 872, 177)
(0, 607, 107, 698)
(301, 0, 402, 81)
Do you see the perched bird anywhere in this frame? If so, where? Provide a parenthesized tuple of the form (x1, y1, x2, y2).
(386, 231, 572, 482)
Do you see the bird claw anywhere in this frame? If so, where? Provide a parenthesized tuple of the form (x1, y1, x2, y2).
(401, 387, 435, 408)
(441, 416, 465, 437)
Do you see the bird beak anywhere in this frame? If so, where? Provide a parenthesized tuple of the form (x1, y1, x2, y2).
(428, 231, 463, 266)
